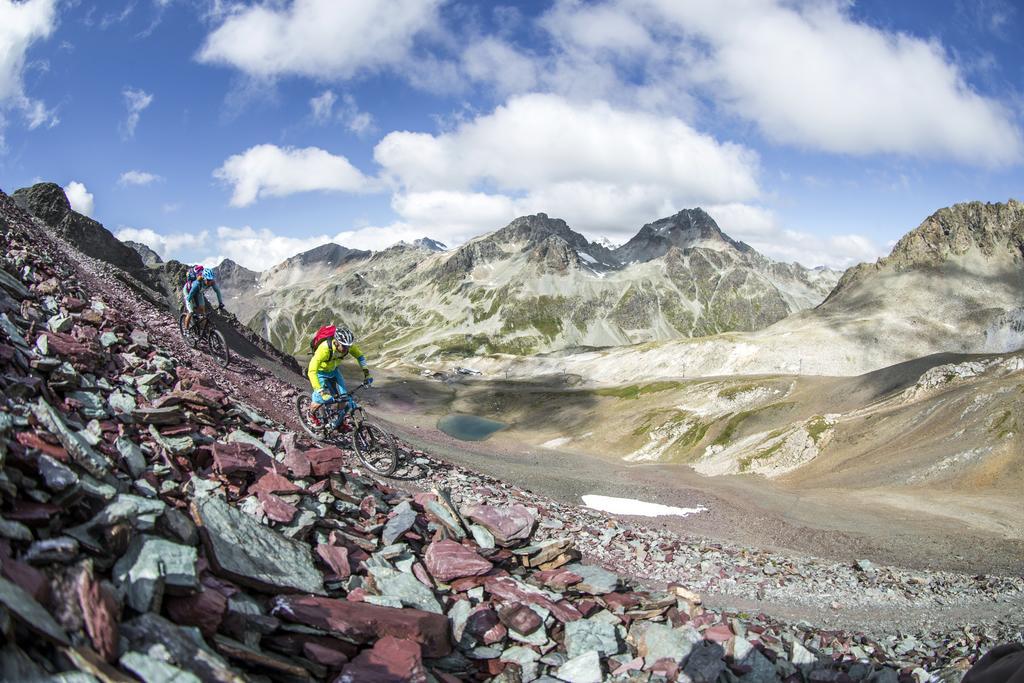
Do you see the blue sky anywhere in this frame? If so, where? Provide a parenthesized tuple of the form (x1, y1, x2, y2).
(0, 0, 1021, 271)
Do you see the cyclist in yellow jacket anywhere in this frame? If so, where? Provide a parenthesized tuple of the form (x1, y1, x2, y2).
(307, 326, 372, 428)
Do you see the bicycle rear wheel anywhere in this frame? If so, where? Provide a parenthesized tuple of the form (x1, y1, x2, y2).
(350, 418, 398, 477)
(208, 328, 230, 368)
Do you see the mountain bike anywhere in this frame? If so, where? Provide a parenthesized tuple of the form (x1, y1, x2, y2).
(178, 307, 230, 368)
(295, 381, 399, 477)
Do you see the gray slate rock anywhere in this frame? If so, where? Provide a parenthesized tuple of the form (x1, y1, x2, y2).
(565, 562, 619, 594)
(120, 651, 202, 683)
(38, 454, 79, 491)
(192, 494, 325, 595)
(0, 575, 69, 645)
(382, 500, 417, 545)
(368, 565, 443, 613)
(115, 437, 147, 478)
(113, 534, 199, 612)
(555, 650, 602, 682)
(31, 397, 109, 478)
(564, 618, 620, 659)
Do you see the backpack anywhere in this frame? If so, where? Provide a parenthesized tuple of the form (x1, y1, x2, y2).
(310, 325, 336, 357)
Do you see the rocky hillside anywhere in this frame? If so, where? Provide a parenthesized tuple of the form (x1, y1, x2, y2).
(481, 199, 1024, 380)
(2, 186, 1018, 680)
(219, 210, 839, 362)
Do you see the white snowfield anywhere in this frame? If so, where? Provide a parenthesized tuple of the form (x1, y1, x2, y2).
(582, 495, 708, 518)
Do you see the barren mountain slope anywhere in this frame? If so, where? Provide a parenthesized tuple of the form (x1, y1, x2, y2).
(476, 199, 1024, 381)
(221, 211, 839, 361)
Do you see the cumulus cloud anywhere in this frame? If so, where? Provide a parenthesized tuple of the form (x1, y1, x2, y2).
(203, 226, 340, 271)
(122, 87, 153, 138)
(706, 203, 886, 269)
(213, 144, 375, 207)
(116, 227, 210, 260)
(197, 0, 443, 81)
(528, 0, 1023, 165)
(118, 170, 162, 186)
(0, 0, 59, 134)
(63, 181, 94, 217)
(375, 93, 760, 234)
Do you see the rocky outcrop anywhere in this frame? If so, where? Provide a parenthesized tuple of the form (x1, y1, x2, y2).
(615, 208, 750, 263)
(124, 240, 163, 266)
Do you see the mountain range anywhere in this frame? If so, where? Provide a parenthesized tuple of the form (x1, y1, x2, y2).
(215, 209, 840, 361)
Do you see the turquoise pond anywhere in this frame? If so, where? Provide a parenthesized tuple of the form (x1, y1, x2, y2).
(437, 414, 508, 441)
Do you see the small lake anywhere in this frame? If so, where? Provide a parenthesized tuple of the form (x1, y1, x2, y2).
(437, 413, 508, 441)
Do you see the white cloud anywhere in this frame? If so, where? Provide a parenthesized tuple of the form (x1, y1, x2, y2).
(309, 90, 375, 135)
(118, 170, 162, 186)
(461, 38, 538, 96)
(531, 0, 1022, 165)
(122, 87, 153, 138)
(309, 89, 336, 123)
(213, 144, 375, 207)
(197, 0, 444, 81)
(116, 227, 209, 260)
(375, 93, 760, 234)
(0, 0, 58, 132)
(206, 226, 338, 271)
(63, 181, 94, 217)
(706, 203, 885, 269)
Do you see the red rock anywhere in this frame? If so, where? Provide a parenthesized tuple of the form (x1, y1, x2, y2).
(534, 567, 582, 591)
(603, 592, 642, 613)
(283, 449, 311, 479)
(359, 495, 376, 517)
(303, 641, 348, 668)
(7, 501, 61, 524)
(165, 585, 228, 639)
(484, 576, 581, 623)
(465, 607, 502, 642)
(337, 636, 426, 683)
(271, 596, 451, 658)
(499, 604, 542, 635)
(462, 504, 535, 546)
(412, 492, 437, 509)
(577, 599, 602, 618)
(250, 471, 301, 496)
(78, 571, 119, 662)
(211, 442, 258, 475)
(15, 431, 69, 461)
(2, 557, 50, 603)
(316, 544, 351, 579)
(305, 446, 346, 477)
(423, 540, 493, 583)
(704, 623, 734, 644)
(412, 562, 433, 588)
(257, 492, 298, 524)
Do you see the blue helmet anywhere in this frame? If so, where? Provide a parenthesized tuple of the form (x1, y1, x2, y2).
(202, 267, 216, 282)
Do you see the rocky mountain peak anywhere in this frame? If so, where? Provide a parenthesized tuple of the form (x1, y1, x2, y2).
(274, 242, 369, 273)
(614, 208, 748, 264)
(124, 240, 163, 266)
(825, 199, 1024, 305)
(11, 182, 72, 227)
(412, 237, 448, 252)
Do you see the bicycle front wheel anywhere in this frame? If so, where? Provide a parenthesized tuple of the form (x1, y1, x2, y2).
(178, 312, 198, 347)
(208, 328, 230, 368)
(351, 419, 398, 477)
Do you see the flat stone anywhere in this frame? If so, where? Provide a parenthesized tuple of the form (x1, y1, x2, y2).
(119, 613, 242, 683)
(24, 536, 80, 564)
(257, 492, 298, 523)
(629, 622, 701, 665)
(0, 575, 69, 645)
(305, 446, 347, 476)
(485, 576, 581, 623)
(148, 424, 194, 456)
(369, 566, 442, 613)
(683, 642, 727, 683)
(191, 494, 324, 595)
(316, 544, 351, 579)
(469, 524, 496, 549)
(112, 535, 199, 612)
(249, 471, 300, 495)
(37, 454, 79, 491)
(564, 618, 620, 659)
(158, 507, 199, 546)
(107, 391, 137, 417)
(556, 650, 602, 683)
(499, 604, 543, 636)
(425, 500, 466, 540)
(737, 647, 776, 683)
(338, 636, 427, 683)
(99, 331, 120, 348)
(68, 390, 109, 419)
(31, 397, 109, 478)
(271, 595, 451, 658)
(424, 539, 493, 583)
(115, 438, 147, 478)
(564, 562, 619, 595)
(120, 651, 202, 683)
(75, 565, 120, 662)
(463, 503, 535, 546)
(382, 500, 417, 545)
(226, 429, 275, 459)
(283, 448, 311, 479)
